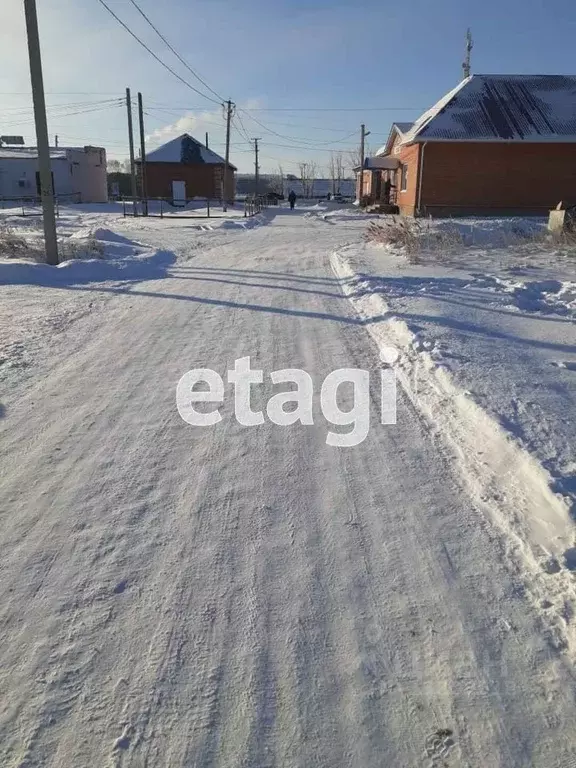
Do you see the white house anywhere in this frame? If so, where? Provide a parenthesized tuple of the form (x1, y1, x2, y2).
(0, 145, 108, 203)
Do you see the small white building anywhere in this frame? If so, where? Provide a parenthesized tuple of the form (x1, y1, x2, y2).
(0, 145, 108, 203)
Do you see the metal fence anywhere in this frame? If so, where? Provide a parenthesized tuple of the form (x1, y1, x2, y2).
(0, 192, 81, 217)
(121, 196, 270, 219)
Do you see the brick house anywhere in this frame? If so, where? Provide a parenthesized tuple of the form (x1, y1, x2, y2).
(359, 74, 576, 216)
(141, 133, 236, 204)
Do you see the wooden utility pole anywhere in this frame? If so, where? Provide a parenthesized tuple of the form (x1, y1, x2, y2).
(222, 100, 235, 212)
(462, 28, 473, 79)
(137, 92, 147, 215)
(358, 124, 370, 202)
(126, 87, 137, 205)
(24, 0, 58, 265)
(252, 138, 261, 196)
(360, 123, 370, 169)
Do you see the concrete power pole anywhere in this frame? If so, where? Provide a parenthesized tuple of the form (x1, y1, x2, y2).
(126, 87, 137, 206)
(137, 92, 148, 216)
(222, 100, 235, 212)
(252, 138, 261, 197)
(462, 28, 473, 80)
(24, 0, 58, 265)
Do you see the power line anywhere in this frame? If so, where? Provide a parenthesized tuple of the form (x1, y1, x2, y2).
(126, 0, 225, 103)
(94, 0, 222, 105)
(1, 100, 124, 129)
(238, 109, 360, 150)
(0, 98, 122, 114)
(243, 107, 425, 112)
(233, 112, 253, 146)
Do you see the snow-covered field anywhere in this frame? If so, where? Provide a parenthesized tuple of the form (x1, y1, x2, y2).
(1, 203, 576, 766)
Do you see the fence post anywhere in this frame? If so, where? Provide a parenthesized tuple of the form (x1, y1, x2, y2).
(207, 198, 211, 218)
(160, 198, 163, 219)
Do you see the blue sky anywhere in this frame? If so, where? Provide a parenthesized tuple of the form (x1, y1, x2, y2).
(2, 0, 576, 173)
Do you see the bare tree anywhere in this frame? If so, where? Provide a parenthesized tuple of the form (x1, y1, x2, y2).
(307, 161, 317, 197)
(328, 152, 345, 195)
(269, 164, 285, 196)
(298, 161, 318, 198)
(346, 140, 372, 173)
(335, 153, 345, 188)
(108, 158, 131, 173)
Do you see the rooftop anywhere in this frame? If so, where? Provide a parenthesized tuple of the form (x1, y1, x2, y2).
(0, 146, 103, 159)
(380, 75, 576, 149)
(145, 134, 237, 168)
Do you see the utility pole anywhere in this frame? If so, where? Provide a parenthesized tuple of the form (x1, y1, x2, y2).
(358, 124, 370, 202)
(462, 28, 473, 79)
(222, 100, 235, 212)
(24, 0, 58, 265)
(252, 138, 261, 197)
(126, 87, 137, 206)
(137, 92, 147, 216)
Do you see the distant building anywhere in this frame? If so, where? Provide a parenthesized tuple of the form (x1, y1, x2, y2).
(235, 176, 355, 198)
(0, 145, 107, 203)
(141, 134, 236, 204)
(358, 74, 576, 216)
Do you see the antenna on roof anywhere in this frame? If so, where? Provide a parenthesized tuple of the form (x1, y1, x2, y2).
(462, 28, 473, 79)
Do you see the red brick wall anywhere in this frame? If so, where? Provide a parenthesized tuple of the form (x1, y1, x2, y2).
(394, 143, 421, 215)
(419, 142, 576, 216)
(144, 162, 235, 201)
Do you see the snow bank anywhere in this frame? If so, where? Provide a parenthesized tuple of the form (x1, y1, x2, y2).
(332, 245, 576, 657)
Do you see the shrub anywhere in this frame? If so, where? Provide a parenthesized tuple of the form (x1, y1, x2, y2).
(0, 224, 31, 258)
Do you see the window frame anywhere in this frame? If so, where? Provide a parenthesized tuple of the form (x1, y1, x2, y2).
(400, 163, 408, 192)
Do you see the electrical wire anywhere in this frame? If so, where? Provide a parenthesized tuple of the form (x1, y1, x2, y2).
(127, 0, 225, 103)
(233, 112, 253, 146)
(237, 109, 360, 150)
(1, 101, 124, 129)
(94, 0, 222, 105)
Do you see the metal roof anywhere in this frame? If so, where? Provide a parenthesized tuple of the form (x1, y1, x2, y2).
(401, 75, 576, 144)
(355, 156, 400, 171)
(0, 147, 71, 160)
(145, 134, 237, 168)
(375, 122, 414, 156)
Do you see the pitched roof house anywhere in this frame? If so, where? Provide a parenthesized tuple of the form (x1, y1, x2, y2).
(141, 133, 237, 204)
(360, 74, 576, 216)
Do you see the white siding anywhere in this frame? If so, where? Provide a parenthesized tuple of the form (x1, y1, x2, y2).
(66, 147, 107, 203)
(0, 147, 108, 203)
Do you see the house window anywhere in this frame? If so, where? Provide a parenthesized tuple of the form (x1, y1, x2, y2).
(400, 164, 408, 192)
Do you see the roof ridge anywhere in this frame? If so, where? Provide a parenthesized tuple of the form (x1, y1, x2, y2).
(398, 74, 576, 144)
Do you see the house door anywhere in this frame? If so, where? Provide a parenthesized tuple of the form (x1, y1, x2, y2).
(172, 180, 186, 206)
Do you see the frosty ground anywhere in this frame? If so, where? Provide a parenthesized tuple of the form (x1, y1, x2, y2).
(0, 202, 575, 767)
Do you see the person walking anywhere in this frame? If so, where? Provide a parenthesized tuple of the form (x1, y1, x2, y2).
(288, 190, 297, 210)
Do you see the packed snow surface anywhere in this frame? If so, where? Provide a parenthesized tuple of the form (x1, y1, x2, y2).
(0, 203, 575, 767)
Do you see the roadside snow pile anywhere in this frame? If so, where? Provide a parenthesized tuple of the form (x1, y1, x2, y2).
(219, 213, 267, 230)
(363, 216, 575, 264)
(332, 238, 576, 656)
(65, 226, 146, 260)
(434, 217, 547, 246)
(481, 275, 576, 315)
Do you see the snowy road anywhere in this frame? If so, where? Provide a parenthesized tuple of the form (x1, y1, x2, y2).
(2, 209, 576, 767)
